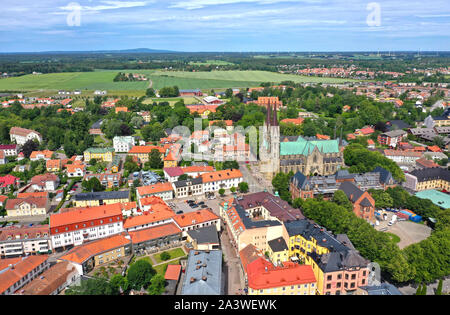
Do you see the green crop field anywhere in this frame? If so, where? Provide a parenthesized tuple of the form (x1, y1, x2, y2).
(0, 69, 360, 93)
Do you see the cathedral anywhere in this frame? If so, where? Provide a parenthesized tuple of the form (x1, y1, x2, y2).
(259, 104, 345, 180)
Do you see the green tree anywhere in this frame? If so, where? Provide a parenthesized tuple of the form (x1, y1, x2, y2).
(435, 279, 443, 295)
(147, 274, 166, 295)
(219, 188, 225, 196)
(110, 274, 129, 294)
(149, 149, 163, 169)
(332, 190, 353, 212)
(126, 259, 156, 290)
(238, 182, 249, 193)
(160, 251, 171, 261)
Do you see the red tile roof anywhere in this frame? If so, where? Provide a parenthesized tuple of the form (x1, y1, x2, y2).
(246, 257, 316, 290)
(0, 255, 49, 294)
(128, 223, 181, 244)
(173, 209, 219, 228)
(200, 169, 242, 183)
(164, 265, 182, 281)
(137, 182, 173, 196)
(60, 234, 131, 264)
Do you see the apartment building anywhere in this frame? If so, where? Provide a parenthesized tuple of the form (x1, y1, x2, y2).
(0, 225, 51, 258)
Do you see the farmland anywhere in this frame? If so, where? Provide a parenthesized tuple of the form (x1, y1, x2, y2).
(0, 69, 360, 93)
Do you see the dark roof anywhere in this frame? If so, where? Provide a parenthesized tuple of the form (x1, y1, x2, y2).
(409, 167, 450, 183)
(236, 192, 304, 222)
(187, 225, 219, 245)
(90, 119, 103, 130)
(268, 237, 288, 252)
(291, 172, 309, 190)
(387, 120, 410, 131)
(174, 177, 203, 188)
(74, 190, 130, 201)
(372, 166, 393, 185)
(338, 181, 364, 202)
(360, 197, 373, 207)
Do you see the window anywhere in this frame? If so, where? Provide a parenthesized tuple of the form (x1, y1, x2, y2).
(326, 284, 331, 289)
(327, 275, 332, 281)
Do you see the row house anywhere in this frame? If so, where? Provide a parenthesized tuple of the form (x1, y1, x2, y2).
(0, 225, 51, 258)
(59, 233, 132, 276)
(284, 220, 370, 295)
(0, 144, 18, 157)
(137, 182, 174, 201)
(49, 203, 124, 251)
(384, 149, 423, 164)
(0, 255, 50, 295)
(163, 165, 215, 183)
(73, 190, 130, 208)
(17, 261, 79, 295)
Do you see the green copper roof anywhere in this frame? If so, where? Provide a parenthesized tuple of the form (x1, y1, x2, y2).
(85, 147, 114, 154)
(280, 137, 340, 156)
(415, 190, 450, 209)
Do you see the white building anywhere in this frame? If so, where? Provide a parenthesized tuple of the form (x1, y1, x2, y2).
(10, 127, 42, 146)
(0, 225, 51, 258)
(113, 136, 136, 153)
(49, 204, 124, 250)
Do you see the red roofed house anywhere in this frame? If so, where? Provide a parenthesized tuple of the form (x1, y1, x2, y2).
(246, 257, 317, 295)
(31, 173, 60, 191)
(173, 209, 221, 236)
(59, 233, 131, 276)
(5, 196, 50, 218)
(49, 203, 124, 250)
(137, 182, 174, 201)
(281, 118, 304, 126)
(0, 175, 20, 190)
(30, 150, 54, 161)
(0, 255, 50, 295)
(0, 224, 51, 258)
(354, 127, 375, 137)
(128, 223, 182, 252)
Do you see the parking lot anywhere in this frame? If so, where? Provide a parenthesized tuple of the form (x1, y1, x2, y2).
(168, 197, 220, 215)
(375, 211, 432, 249)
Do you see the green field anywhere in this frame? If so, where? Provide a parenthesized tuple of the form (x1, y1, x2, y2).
(0, 69, 359, 93)
(189, 60, 235, 66)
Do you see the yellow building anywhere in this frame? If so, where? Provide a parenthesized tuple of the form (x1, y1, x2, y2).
(5, 197, 49, 217)
(284, 220, 370, 295)
(267, 237, 289, 266)
(73, 191, 130, 208)
(84, 147, 115, 163)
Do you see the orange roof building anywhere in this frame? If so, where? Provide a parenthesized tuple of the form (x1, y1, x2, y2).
(128, 223, 182, 246)
(17, 261, 78, 295)
(165, 264, 182, 281)
(173, 209, 220, 232)
(137, 182, 174, 201)
(281, 118, 304, 125)
(246, 257, 317, 295)
(59, 234, 131, 267)
(124, 197, 175, 231)
(0, 255, 50, 295)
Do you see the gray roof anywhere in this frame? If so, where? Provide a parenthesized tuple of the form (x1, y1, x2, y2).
(181, 250, 222, 295)
(74, 190, 130, 201)
(338, 181, 364, 203)
(268, 237, 288, 252)
(174, 177, 203, 188)
(187, 225, 219, 245)
(362, 283, 402, 295)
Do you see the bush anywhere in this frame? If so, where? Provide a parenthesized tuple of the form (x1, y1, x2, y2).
(160, 251, 171, 261)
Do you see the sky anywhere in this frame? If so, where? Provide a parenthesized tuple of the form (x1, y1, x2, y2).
(0, 0, 449, 52)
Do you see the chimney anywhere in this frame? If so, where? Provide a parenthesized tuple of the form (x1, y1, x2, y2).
(202, 276, 207, 281)
(190, 277, 196, 283)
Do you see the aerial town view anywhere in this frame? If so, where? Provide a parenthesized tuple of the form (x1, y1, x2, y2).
(0, 0, 448, 305)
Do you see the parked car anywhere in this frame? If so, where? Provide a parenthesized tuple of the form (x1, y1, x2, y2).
(176, 210, 183, 214)
(201, 205, 208, 208)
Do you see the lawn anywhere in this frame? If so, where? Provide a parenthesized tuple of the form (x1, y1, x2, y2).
(152, 248, 186, 264)
(0, 70, 361, 93)
(385, 232, 401, 244)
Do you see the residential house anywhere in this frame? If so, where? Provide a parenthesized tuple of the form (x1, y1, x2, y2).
(59, 233, 132, 276)
(113, 136, 135, 153)
(30, 173, 60, 191)
(0, 225, 51, 258)
(377, 130, 407, 148)
(0, 255, 50, 295)
(73, 191, 130, 208)
(338, 182, 375, 222)
(49, 203, 124, 250)
(30, 150, 54, 161)
(10, 127, 42, 145)
(17, 261, 79, 295)
(5, 196, 50, 217)
(0, 144, 18, 157)
(83, 147, 114, 163)
(83, 173, 122, 189)
(137, 182, 174, 201)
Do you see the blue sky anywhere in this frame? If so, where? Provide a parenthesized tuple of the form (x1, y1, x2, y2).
(0, 0, 449, 52)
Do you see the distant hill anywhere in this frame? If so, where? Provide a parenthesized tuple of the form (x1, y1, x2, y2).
(0, 48, 178, 55)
